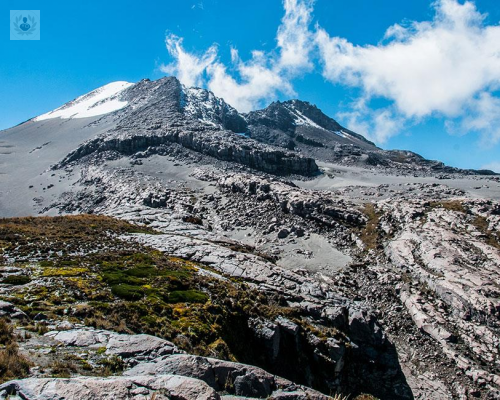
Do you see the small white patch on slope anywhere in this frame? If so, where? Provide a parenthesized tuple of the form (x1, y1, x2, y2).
(285, 102, 346, 138)
(34, 81, 134, 121)
(284, 103, 326, 131)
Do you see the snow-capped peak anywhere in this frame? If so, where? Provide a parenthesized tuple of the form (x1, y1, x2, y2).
(34, 81, 134, 121)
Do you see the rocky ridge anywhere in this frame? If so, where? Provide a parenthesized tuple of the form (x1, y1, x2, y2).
(56, 77, 318, 177)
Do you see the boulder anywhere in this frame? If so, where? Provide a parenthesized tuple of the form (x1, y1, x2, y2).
(0, 375, 219, 400)
(0, 301, 27, 321)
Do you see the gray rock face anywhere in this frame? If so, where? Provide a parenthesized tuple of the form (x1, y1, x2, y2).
(125, 354, 329, 399)
(60, 130, 319, 177)
(244, 99, 376, 154)
(181, 86, 247, 133)
(241, 100, 470, 173)
(46, 328, 179, 366)
(0, 375, 219, 400)
(216, 172, 365, 228)
(377, 198, 500, 395)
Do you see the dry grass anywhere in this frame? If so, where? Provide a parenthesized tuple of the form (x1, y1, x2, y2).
(472, 215, 500, 250)
(359, 203, 381, 251)
(0, 319, 13, 345)
(428, 200, 466, 213)
(0, 214, 158, 257)
(50, 360, 77, 378)
(0, 319, 31, 383)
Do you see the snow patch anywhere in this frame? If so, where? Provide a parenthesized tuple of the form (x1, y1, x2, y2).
(34, 81, 134, 121)
(284, 104, 324, 130)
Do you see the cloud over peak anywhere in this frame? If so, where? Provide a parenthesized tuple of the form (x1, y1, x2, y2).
(161, 0, 314, 113)
(161, 0, 500, 145)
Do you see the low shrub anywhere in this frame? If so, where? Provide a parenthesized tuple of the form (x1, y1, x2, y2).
(0, 319, 31, 383)
(2, 275, 31, 285)
(166, 290, 208, 304)
(0, 319, 13, 345)
(111, 284, 145, 301)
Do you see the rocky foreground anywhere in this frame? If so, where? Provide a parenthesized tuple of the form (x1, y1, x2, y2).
(0, 215, 385, 399)
(1, 170, 500, 399)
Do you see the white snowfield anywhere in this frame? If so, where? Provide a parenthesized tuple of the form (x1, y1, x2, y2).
(34, 81, 134, 121)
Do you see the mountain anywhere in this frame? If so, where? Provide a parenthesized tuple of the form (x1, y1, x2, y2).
(1, 76, 500, 400)
(8, 76, 488, 176)
(245, 99, 376, 150)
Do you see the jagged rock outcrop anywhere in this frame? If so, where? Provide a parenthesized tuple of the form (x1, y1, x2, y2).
(58, 129, 318, 177)
(215, 172, 365, 228)
(126, 354, 330, 399)
(47, 329, 180, 366)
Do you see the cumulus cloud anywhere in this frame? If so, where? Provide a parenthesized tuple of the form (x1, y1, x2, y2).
(276, 0, 314, 72)
(315, 0, 500, 142)
(161, 0, 500, 146)
(160, 0, 314, 112)
(462, 93, 500, 146)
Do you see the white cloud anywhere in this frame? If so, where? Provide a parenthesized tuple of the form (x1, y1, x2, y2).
(161, 35, 217, 88)
(276, 0, 314, 72)
(336, 100, 405, 143)
(315, 0, 500, 143)
(161, 0, 500, 147)
(462, 92, 500, 146)
(160, 0, 314, 112)
(206, 50, 294, 113)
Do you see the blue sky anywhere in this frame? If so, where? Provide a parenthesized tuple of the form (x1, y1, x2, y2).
(2, 0, 500, 171)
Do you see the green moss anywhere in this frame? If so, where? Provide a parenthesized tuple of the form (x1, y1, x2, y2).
(111, 284, 145, 301)
(125, 266, 157, 278)
(166, 290, 208, 304)
(39, 260, 53, 268)
(2, 275, 31, 285)
(102, 270, 144, 286)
